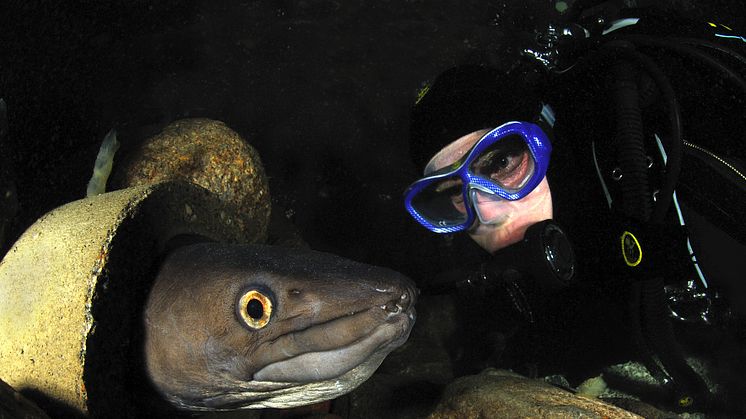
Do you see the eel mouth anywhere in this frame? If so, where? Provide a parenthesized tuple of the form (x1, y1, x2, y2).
(252, 290, 417, 383)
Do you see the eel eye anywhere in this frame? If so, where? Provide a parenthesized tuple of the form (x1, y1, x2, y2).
(237, 289, 273, 329)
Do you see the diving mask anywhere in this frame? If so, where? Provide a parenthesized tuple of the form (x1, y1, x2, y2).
(404, 121, 552, 233)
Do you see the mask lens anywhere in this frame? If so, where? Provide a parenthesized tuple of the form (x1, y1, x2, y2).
(410, 175, 469, 228)
(469, 134, 536, 192)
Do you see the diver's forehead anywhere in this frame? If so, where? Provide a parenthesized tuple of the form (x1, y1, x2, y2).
(424, 128, 491, 175)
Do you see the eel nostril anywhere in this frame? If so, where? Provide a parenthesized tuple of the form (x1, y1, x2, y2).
(381, 301, 402, 314)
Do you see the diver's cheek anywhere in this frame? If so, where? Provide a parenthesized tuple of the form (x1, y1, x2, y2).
(469, 218, 523, 253)
(517, 178, 553, 223)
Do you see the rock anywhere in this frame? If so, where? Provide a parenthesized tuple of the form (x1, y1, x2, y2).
(112, 118, 271, 243)
(428, 369, 643, 419)
(602, 397, 681, 419)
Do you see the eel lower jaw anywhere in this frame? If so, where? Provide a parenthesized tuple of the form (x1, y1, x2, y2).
(252, 305, 416, 383)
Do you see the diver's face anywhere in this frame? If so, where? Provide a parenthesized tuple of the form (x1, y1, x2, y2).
(426, 129, 553, 253)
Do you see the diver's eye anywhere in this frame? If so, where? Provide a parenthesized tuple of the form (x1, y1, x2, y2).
(237, 289, 273, 330)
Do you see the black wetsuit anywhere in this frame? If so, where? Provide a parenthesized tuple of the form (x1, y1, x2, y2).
(384, 8, 746, 409)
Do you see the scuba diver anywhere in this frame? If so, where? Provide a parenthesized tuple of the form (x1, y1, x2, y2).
(402, 2, 745, 415)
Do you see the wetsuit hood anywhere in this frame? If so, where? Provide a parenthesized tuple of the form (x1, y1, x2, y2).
(409, 64, 543, 173)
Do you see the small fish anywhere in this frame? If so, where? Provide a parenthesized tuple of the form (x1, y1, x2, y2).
(144, 242, 417, 411)
(86, 129, 119, 197)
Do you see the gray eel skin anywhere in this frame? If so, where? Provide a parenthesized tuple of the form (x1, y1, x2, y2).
(144, 243, 417, 411)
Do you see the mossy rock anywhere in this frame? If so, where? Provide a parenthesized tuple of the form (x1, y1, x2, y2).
(111, 118, 271, 243)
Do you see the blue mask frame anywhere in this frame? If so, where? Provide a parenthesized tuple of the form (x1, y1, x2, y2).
(404, 121, 552, 233)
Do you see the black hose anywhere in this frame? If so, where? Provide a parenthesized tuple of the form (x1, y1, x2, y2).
(610, 57, 652, 220)
(637, 73, 659, 108)
(621, 34, 746, 96)
(603, 42, 707, 409)
(640, 277, 711, 409)
(602, 44, 683, 222)
(628, 281, 670, 384)
(672, 37, 746, 68)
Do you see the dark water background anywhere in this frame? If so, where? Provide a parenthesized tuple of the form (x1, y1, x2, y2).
(1, 0, 744, 267)
(2, 1, 746, 417)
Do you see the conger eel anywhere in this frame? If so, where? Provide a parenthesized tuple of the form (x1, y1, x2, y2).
(144, 243, 417, 411)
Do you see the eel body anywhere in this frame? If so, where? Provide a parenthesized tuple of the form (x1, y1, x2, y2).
(144, 243, 417, 411)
